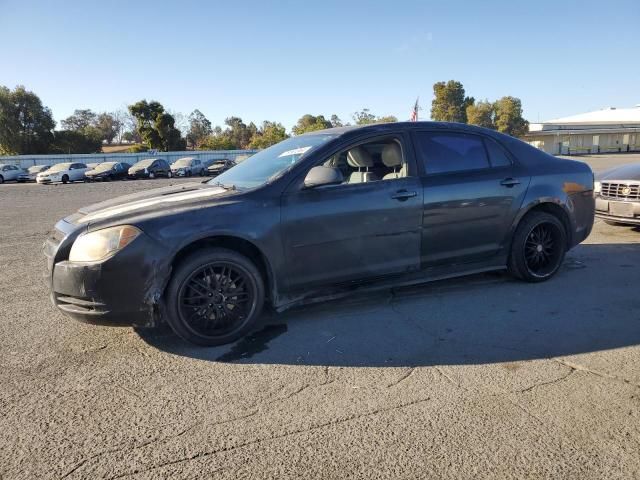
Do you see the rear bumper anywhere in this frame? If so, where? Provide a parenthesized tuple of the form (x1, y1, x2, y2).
(44, 221, 170, 327)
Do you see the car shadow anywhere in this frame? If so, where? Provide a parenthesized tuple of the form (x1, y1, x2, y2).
(137, 242, 640, 367)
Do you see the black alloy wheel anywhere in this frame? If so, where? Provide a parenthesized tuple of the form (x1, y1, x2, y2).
(165, 248, 265, 346)
(508, 211, 566, 282)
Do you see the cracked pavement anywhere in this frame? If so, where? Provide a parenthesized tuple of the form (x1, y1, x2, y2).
(1, 157, 639, 479)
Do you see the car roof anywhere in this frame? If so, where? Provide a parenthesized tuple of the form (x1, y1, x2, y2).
(304, 121, 504, 137)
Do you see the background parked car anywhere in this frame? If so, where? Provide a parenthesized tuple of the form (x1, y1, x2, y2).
(0, 164, 25, 183)
(595, 163, 640, 226)
(170, 157, 208, 177)
(128, 158, 172, 179)
(18, 165, 50, 183)
(207, 158, 236, 177)
(36, 162, 89, 184)
(85, 162, 131, 181)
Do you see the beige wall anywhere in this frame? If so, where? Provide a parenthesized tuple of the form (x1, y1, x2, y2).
(526, 132, 640, 155)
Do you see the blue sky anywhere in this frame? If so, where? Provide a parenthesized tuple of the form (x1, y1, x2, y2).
(1, 0, 638, 130)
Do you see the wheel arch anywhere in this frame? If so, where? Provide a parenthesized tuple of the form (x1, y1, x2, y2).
(511, 199, 573, 249)
(168, 234, 276, 304)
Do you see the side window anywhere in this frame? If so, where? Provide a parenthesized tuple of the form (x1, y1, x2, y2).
(321, 137, 407, 185)
(484, 138, 512, 167)
(415, 132, 490, 175)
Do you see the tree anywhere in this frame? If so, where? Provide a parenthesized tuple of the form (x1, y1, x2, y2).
(186, 109, 212, 148)
(292, 114, 332, 135)
(128, 100, 186, 151)
(330, 114, 344, 127)
(466, 100, 495, 129)
(352, 108, 398, 125)
(50, 130, 102, 154)
(494, 96, 529, 137)
(431, 80, 474, 123)
(0, 85, 55, 154)
(249, 121, 289, 149)
(61, 109, 97, 132)
(94, 112, 121, 144)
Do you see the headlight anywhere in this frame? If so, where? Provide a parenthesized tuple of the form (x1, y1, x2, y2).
(69, 225, 141, 262)
(594, 181, 601, 194)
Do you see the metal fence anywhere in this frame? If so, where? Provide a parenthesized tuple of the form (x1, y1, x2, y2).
(0, 150, 259, 169)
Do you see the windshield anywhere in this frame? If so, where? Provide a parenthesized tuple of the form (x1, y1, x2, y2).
(208, 134, 337, 189)
(94, 162, 117, 171)
(135, 159, 155, 168)
(48, 163, 72, 172)
(173, 158, 193, 167)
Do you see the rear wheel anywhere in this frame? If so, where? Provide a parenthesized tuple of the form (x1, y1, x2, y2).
(149, 172, 155, 179)
(164, 248, 265, 346)
(200, 169, 205, 176)
(0, 175, 4, 184)
(508, 211, 566, 282)
(61, 174, 69, 184)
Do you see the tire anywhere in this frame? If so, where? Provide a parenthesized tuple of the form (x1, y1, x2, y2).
(508, 211, 567, 282)
(200, 169, 205, 177)
(149, 172, 155, 179)
(167, 171, 172, 178)
(62, 174, 69, 184)
(164, 248, 265, 346)
(0, 175, 4, 184)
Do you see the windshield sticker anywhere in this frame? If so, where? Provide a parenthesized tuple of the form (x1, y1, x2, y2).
(278, 146, 312, 158)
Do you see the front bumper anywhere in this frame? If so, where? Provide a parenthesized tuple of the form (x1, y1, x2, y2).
(44, 219, 170, 327)
(595, 196, 640, 225)
(128, 171, 149, 179)
(37, 177, 56, 184)
(171, 169, 188, 177)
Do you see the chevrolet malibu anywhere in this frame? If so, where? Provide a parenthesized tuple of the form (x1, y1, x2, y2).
(44, 122, 595, 346)
(594, 163, 640, 226)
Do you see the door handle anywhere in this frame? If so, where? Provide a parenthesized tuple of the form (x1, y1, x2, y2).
(391, 190, 417, 201)
(500, 178, 520, 187)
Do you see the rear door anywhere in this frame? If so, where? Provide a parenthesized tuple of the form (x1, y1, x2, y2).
(412, 130, 529, 266)
(280, 133, 424, 291)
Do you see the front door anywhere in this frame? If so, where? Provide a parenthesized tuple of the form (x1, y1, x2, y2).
(412, 130, 529, 266)
(281, 135, 423, 291)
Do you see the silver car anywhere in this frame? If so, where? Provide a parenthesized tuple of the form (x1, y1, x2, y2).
(595, 163, 640, 226)
(18, 165, 50, 183)
(0, 164, 24, 183)
(170, 157, 208, 177)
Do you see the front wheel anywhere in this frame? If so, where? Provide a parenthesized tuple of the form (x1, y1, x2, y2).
(148, 172, 155, 179)
(167, 171, 172, 178)
(508, 211, 567, 282)
(0, 175, 4, 184)
(61, 174, 69, 184)
(164, 248, 265, 346)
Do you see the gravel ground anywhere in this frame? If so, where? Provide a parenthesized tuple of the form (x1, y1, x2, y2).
(0, 160, 639, 479)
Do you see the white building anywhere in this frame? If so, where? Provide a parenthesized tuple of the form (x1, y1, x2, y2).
(526, 105, 640, 155)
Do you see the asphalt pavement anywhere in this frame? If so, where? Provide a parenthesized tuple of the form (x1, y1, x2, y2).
(0, 158, 639, 479)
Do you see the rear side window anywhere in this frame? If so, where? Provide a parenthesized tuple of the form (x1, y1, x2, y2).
(484, 138, 512, 167)
(414, 132, 490, 175)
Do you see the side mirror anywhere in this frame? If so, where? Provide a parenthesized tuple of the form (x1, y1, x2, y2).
(304, 166, 344, 188)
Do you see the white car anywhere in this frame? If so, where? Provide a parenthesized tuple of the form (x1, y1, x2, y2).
(36, 162, 89, 184)
(170, 157, 208, 177)
(0, 164, 24, 183)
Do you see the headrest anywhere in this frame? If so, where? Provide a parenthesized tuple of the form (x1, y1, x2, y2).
(347, 147, 374, 168)
(381, 143, 402, 168)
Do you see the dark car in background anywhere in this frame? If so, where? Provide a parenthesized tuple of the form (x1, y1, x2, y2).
(44, 122, 594, 347)
(207, 158, 236, 177)
(18, 165, 50, 182)
(85, 162, 132, 181)
(594, 163, 640, 226)
(128, 158, 172, 179)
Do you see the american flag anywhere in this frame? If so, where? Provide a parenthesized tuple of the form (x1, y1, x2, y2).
(410, 97, 419, 122)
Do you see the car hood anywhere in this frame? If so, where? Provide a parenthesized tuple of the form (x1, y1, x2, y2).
(596, 163, 640, 181)
(86, 169, 108, 176)
(70, 182, 233, 225)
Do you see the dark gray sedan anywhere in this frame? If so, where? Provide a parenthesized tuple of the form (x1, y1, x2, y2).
(44, 122, 595, 346)
(595, 163, 640, 226)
